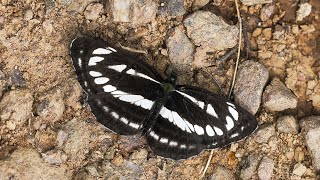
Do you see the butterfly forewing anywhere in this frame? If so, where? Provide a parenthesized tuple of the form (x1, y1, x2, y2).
(70, 37, 164, 135)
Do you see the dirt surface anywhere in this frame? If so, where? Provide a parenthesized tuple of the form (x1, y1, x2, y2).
(0, 0, 319, 179)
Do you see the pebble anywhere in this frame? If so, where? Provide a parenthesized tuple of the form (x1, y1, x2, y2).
(263, 78, 297, 112)
(166, 27, 194, 72)
(183, 11, 238, 50)
(56, 129, 69, 147)
(24, 9, 34, 20)
(36, 88, 65, 123)
(210, 166, 236, 180)
(234, 61, 269, 115)
(11, 68, 26, 87)
(84, 3, 103, 20)
(299, 116, 320, 171)
(240, 0, 272, 6)
(158, 0, 186, 17)
(292, 163, 307, 176)
(260, 4, 275, 22)
(112, 155, 124, 167)
(111, 0, 158, 27)
(41, 150, 67, 165)
(254, 124, 275, 144)
(296, 3, 312, 22)
(239, 153, 261, 180)
(192, 0, 209, 11)
(35, 128, 57, 152)
(276, 115, 299, 134)
(258, 156, 274, 180)
(129, 149, 148, 165)
(0, 89, 33, 125)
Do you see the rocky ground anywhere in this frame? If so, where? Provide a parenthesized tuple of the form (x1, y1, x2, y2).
(0, 0, 319, 179)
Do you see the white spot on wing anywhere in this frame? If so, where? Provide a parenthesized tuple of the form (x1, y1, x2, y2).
(160, 138, 168, 144)
(172, 111, 191, 133)
(120, 117, 129, 124)
(89, 71, 102, 77)
(126, 68, 160, 84)
(180, 144, 187, 149)
(108, 64, 127, 72)
(78, 58, 82, 67)
(135, 99, 154, 110)
(88, 56, 104, 66)
(94, 77, 109, 84)
(175, 90, 205, 109)
(194, 125, 204, 135)
(108, 47, 117, 52)
(111, 111, 119, 119)
(206, 104, 218, 118)
(205, 125, 215, 137)
(103, 85, 116, 92)
(92, 48, 112, 55)
(169, 141, 178, 146)
(129, 122, 140, 129)
(103, 106, 109, 112)
(149, 131, 159, 140)
(230, 133, 239, 138)
(119, 95, 144, 103)
(228, 106, 239, 121)
(227, 102, 236, 108)
(214, 126, 223, 136)
(226, 116, 234, 130)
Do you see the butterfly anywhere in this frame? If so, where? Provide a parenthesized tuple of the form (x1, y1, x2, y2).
(70, 37, 258, 160)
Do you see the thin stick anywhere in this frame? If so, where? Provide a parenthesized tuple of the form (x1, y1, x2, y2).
(118, 43, 148, 54)
(228, 0, 242, 99)
(200, 0, 243, 178)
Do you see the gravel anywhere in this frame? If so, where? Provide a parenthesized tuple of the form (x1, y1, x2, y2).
(254, 124, 276, 144)
(257, 156, 274, 180)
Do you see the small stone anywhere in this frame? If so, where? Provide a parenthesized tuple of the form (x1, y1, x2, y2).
(84, 3, 103, 20)
(0, 89, 33, 125)
(296, 3, 312, 22)
(252, 28, 262, 37)
(56, 130, 69, 147)
(112, 155, 124, 166)
(210, 166, 236, 180)
(129, 149, 148, 165)
(41, 150, 67, 165)
(35, 128, 57, 152)
(276, 115, 299, 134)
(258, 156, 274, 180)
(166, 27, 194, 72)
(234, 61, 269, 115)
(192, 0, 209, 11)
(240, 0, 272, 6)
(254, 124, 275, 144)
(36, 88, 65, 123)
(104, 147, 116, 160)
(260, 4, 275, 21)
(158, 0, 186, 17)
(6, 121, 16, 130)
(299, 116, 320, 171)
(11, 68, 26, 87)
(239, 153, 261, 180)
(263, 78, 298, 112)
(262, 28, 272, 40)
(183, 11, 238, 50)
(85, 165, 100, 177)
(292, 163, 307, 176)
(24, 9, 34, 20)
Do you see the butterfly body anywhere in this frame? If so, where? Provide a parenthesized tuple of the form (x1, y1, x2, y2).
(70, 37, 258, 160)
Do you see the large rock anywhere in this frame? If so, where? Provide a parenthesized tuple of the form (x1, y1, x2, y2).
(299, 116, 320, 172)
(234, 61, 269, 115)
(183, 11, 238, 51)
(158, 0, 186, 17)
(166, 27, 194, 72)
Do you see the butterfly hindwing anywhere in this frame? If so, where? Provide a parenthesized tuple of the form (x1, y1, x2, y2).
(146, 85, 258, 159)
(70, 37, 164, 135)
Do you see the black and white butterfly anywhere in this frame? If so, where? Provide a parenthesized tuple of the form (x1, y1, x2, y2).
(70, 37, 258, 160)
